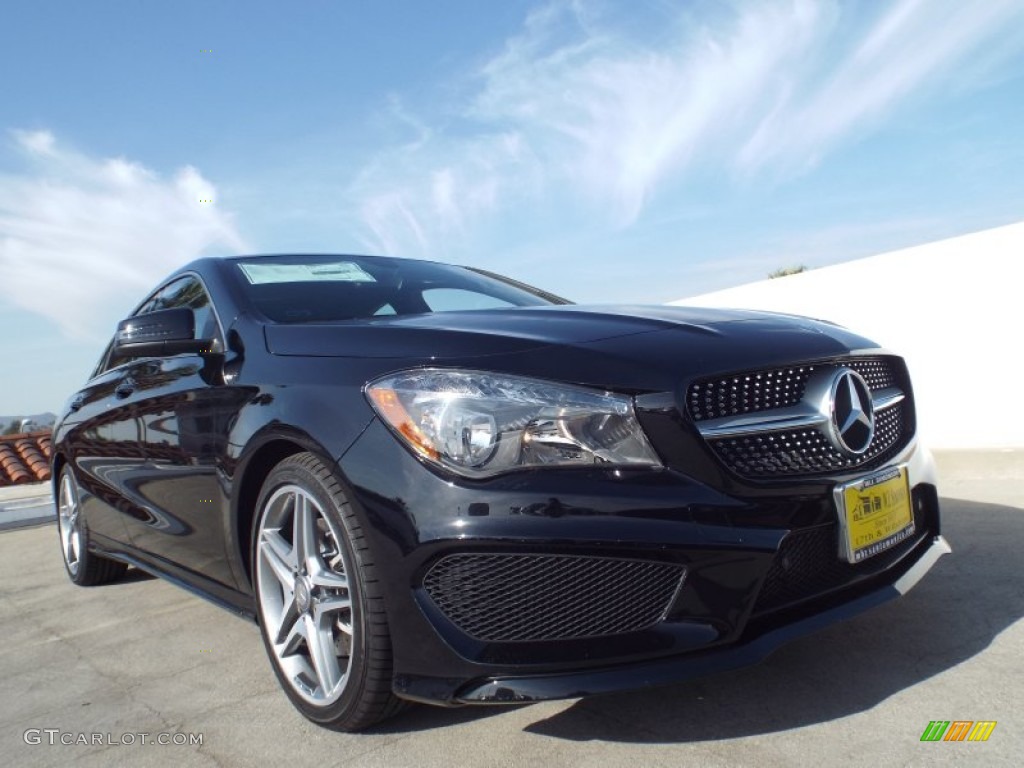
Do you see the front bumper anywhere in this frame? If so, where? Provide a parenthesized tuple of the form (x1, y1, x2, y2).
(454, 533, 950, 703)
(339, 419, 947, 706)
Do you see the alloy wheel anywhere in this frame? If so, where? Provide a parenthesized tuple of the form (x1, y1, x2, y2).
(57, 472, 82, 576)
(255, 484, 355, 706)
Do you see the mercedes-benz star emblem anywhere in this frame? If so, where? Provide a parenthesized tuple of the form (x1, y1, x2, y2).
(828, 368, 874, 455)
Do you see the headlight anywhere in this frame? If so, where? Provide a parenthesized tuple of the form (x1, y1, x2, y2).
(365, 369, 662, 478)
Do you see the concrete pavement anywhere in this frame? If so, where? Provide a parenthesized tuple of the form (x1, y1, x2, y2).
(0, 450, 1020, 767)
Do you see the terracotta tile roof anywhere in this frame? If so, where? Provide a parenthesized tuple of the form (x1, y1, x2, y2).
(0, 432, 53, 487)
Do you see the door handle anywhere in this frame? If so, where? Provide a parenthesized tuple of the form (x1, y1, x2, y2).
(69, 395, 85, 412)
(114, 380, 136, 399)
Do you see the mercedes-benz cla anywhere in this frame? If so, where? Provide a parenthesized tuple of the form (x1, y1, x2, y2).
(52, 254, 949, 730)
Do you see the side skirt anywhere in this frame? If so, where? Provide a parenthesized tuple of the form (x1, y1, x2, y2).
(88, 533, 258, 622)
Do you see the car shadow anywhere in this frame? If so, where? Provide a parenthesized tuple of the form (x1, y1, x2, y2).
(115, 566, 158, 584)
(521, 496, 1022, 743)
(369, 702, 529, 734)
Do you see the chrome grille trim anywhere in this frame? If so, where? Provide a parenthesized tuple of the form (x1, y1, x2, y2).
(697, 385, 904, 439)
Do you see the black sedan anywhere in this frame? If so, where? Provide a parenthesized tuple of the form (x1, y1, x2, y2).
(52, 253, 950, 730)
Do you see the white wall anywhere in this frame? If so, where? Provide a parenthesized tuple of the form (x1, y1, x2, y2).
(670, 221, 1024, 449)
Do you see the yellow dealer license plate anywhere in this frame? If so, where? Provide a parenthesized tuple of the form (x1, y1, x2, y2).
(836, 465, 914, 563)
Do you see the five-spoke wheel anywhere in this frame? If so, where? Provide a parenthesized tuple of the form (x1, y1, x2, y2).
(253, 453, 404, 730)
(256, 483, 354, 706)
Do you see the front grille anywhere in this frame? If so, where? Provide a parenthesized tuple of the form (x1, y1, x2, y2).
(710, 404, 905, 477)
(689, 356, 913, 479)
(753, 502, 926, 616)
(422, 553, 686, 642)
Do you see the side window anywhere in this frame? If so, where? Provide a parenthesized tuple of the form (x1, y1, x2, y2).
(421, 288, 516, 312)
(150, 276, 219, 341)
(91, 340, 116, 378)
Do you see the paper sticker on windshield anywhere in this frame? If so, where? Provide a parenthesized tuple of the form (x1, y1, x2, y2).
(238, 262, 376, 285)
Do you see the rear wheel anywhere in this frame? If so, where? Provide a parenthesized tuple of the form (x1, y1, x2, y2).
(56, 467, 128, 586)
(252, 452, 405, 731)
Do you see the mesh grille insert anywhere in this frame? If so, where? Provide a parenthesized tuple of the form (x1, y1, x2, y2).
(846, 358, 899, 390)
(688, 366, 815, 422)
(422, 553, 686, 642)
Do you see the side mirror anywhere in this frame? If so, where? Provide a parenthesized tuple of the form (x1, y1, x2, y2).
(112, 308, 212, 359)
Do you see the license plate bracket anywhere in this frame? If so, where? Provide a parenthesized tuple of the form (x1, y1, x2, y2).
(835, 465, 914, 564)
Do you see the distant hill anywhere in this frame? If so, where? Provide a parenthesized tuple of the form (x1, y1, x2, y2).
(0, 412, 57, 433)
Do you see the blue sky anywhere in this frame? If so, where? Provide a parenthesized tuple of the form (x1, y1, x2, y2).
(2, 0, 1023, 416)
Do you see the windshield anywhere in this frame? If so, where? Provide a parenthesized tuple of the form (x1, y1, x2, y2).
(231, 255, 569, 323)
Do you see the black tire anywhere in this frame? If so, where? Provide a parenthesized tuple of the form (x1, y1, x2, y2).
(251, 452, 406, 731)
(56, 467, 128, 586)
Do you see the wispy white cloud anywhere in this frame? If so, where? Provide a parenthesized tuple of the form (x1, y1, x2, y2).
(0, 131, 247, 339)
(13, 129, 57, 156)
(351, 130, 535, 259)
(738, 0, 1024, 171)
(350, 0, 1024, 256)
(472, 0, 835, 223)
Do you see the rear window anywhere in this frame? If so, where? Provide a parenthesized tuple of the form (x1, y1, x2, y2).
(232, 256, 567, 323)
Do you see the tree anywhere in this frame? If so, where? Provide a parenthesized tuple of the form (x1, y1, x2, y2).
(768, 265, 811, 279)
(2, 420, 21, 436)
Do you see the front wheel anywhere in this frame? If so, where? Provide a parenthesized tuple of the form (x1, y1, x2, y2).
(252, 453, 405, 731)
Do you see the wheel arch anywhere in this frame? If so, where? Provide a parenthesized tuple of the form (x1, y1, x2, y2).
(231, 431, 341, 591)
(51, 452, 68, 498)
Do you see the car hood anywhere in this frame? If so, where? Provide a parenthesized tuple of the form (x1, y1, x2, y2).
(264, 305, 730, 358)
(262, 304, 880, 391)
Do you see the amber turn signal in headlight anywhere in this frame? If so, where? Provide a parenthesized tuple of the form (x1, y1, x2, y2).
(366, 369, 661, 478)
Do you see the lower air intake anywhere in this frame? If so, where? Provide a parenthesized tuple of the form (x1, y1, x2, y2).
(753, 501, 928, 616)
(423, 553, 686, 642)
